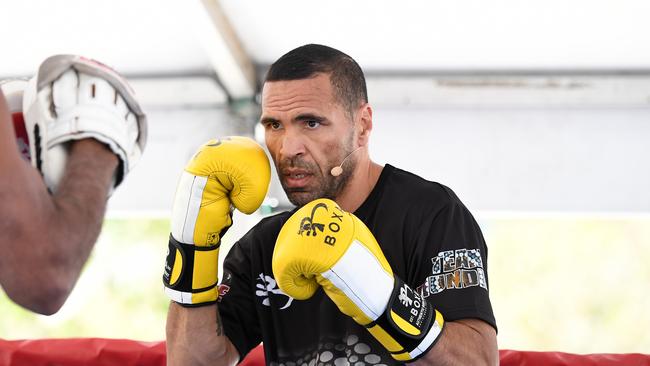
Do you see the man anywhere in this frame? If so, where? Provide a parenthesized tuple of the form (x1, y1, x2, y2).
(0, 55, 146, 315)
(165, 44, 497, 365)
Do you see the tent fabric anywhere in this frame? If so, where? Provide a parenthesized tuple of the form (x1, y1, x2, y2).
(1, 338, 649, 366)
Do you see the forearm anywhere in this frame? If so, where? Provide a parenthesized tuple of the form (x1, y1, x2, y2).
(46, 140, 117, 297)
(0, 139, 116, 314)
(166, 302, 240, 366)
(412, 319, 498, 366)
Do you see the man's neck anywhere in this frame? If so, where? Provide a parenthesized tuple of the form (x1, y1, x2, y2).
(336, 159, 383, 213)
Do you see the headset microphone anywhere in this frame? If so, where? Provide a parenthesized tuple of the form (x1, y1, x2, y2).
(330, 146, 363, 177)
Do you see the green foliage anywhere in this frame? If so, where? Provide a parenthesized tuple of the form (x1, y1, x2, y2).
(487, 217, 650, 353)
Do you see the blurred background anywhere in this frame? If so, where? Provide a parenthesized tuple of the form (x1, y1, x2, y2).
(1, 0, 649, 354)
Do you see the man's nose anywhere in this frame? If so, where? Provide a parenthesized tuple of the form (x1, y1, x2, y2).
(279, 129, 306, 159)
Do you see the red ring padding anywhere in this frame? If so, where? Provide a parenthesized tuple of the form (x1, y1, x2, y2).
(1, 338, 649, 366)
(499, 349, 650, 366)
(0, 338, 165, 366)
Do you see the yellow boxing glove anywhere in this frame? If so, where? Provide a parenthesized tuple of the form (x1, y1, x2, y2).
(273, 199, 445, 362)
(163, 136, 270, 306)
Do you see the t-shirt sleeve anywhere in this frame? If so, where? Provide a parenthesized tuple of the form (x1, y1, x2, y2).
(407, 194, 497, 332)
(217, 241, 262, 361)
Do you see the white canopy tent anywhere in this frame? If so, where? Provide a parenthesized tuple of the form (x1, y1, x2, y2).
(1, 0, 649, 215)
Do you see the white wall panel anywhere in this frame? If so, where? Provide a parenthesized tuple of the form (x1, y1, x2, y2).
(106, 77, 650, 215)
(370, 107, 650, 213)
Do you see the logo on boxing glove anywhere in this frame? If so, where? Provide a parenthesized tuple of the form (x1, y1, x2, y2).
(297, 201, 344, 246)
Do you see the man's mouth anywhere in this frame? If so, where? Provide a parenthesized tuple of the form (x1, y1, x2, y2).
(282, 170, 313, 189)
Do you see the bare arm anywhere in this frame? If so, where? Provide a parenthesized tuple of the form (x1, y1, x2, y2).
(413, 318, 498, 366)
(166, 302, 240, 366)
(0, 91, 117, 314)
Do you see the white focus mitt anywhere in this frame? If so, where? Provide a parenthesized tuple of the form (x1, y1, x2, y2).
(22, 54, 147, 194)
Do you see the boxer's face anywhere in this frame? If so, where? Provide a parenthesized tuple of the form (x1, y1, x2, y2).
(261, 73, 357, 207)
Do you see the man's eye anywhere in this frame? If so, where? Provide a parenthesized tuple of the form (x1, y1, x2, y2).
(306, 120, 320, 129)
(270, 121, 281, 130)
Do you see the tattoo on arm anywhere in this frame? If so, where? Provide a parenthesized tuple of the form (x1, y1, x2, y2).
(216, 307, 224, 336)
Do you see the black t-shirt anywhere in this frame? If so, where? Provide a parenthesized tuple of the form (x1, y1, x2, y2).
(218, 164, 496, 365)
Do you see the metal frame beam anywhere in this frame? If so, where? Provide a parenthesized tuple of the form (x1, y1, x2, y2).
(189, 0, 256, 100)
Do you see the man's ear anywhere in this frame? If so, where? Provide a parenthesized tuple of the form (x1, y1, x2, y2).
(356, 103, 373, 146)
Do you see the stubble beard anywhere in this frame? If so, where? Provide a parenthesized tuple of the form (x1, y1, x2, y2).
(280, 137, 356, 208)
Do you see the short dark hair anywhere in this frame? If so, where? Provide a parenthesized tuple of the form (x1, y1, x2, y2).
(265, 44, 368, 117)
